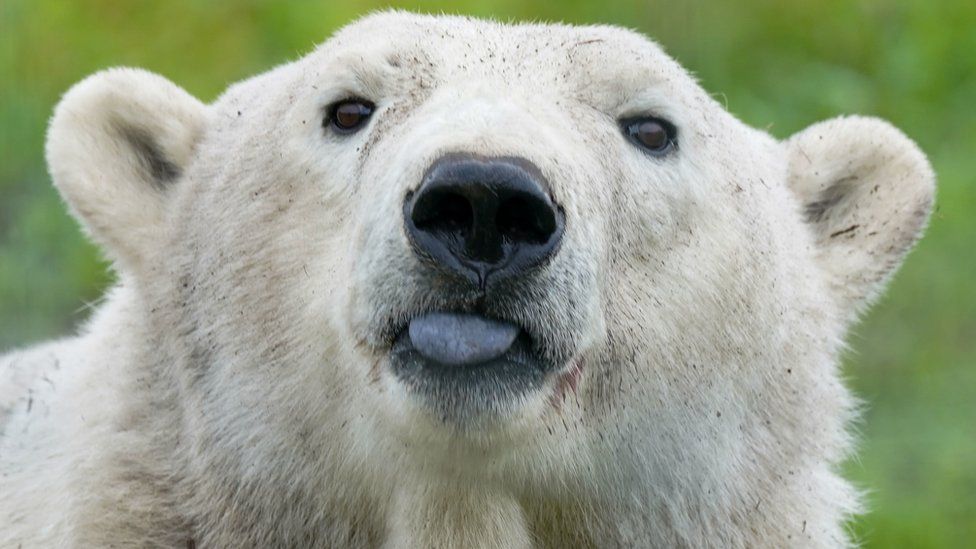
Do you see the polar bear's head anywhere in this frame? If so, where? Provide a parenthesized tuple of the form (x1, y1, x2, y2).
(45, 11, 933, 544)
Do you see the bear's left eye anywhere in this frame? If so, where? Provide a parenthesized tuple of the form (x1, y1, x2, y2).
(621, 116, 678, 156)
(325, 99, 375, 134)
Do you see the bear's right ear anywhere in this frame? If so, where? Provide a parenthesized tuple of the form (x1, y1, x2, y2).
(785, 116, 935, 324)
(46, 68, 208, 273)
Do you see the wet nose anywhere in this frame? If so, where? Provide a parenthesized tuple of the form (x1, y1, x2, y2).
(405, 154, 564, 288)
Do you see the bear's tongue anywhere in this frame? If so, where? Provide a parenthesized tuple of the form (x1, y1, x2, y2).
(408, 312, 520, 366)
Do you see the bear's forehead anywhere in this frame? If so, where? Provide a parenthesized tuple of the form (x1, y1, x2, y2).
(327, 11, 656, 57)
(308, 11, 696, 108)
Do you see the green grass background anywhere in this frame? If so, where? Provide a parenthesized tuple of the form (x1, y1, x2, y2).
(1, 1, 973, 545)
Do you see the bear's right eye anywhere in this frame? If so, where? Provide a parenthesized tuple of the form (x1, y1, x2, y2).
(621, 116, 678, 156)
(325, 99, 375, 134)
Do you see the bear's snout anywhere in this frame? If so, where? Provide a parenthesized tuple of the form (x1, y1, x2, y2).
(404, 154, 564, 290)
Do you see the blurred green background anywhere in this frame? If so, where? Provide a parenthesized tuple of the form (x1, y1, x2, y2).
(1, 0, 973, 545)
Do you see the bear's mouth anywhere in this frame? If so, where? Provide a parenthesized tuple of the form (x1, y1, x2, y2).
(388, 311, 552, 420)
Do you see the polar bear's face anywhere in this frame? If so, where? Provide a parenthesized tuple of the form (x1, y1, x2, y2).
(47, 11, 932, 482)
(191, 15, 774, 435)
(174, 16, 734, 435)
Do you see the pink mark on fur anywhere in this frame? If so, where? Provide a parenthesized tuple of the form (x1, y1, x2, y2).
(550, 357, 584, 410)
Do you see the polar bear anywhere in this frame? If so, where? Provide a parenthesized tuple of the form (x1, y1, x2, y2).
(0, 11, 934, 548)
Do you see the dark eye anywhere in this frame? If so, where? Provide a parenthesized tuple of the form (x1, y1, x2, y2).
(622, 117, 677, 155)
(326, 99, 375, 133)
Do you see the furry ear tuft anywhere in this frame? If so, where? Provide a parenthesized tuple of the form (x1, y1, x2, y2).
(786, 116, 935, 322)
(46, 68, 208, 273)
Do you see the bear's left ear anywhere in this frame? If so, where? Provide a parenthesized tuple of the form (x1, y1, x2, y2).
(786, 116, 935, 323)
(46, 68, 208, 274)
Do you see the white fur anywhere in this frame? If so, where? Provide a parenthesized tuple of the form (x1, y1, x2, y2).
(1, 12, 934, 548)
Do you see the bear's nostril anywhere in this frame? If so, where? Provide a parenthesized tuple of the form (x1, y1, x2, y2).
(414, 190, 473, 236)
(496, 196, 554, 244)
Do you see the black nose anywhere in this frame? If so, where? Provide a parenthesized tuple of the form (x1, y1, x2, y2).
(405, 154, 564, 289)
